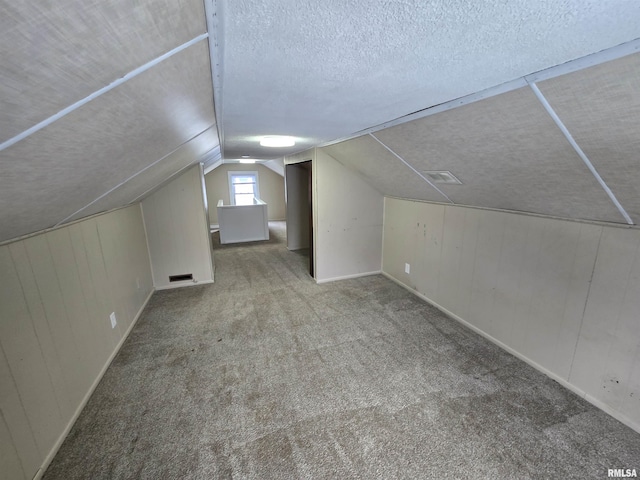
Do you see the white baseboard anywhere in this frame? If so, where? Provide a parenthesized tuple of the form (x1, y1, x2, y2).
(315, 270, 382, 284)
(34, 288, 155, 480)
(154, 279, 214, 291)
(381, 271, 640, 435)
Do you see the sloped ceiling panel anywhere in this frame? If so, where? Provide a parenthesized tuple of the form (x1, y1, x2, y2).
(221, 0, 640, 160)
(0, 0, 206, 143)
(0, 41, 216, 243)
(538, 53, 640, 224)
(322, 135, 447, 203)
(374, 87, 625, 223)
(65, 127, 219, 222)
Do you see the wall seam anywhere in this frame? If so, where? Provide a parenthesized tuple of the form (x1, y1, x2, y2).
(8, 246, 65, 422)
(44, 236, 83, 364)
(0, 408, 27, 480)
(0, 343, 42, 462)
(567, 225, 603, 384)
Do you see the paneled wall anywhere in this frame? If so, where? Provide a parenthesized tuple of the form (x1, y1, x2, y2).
(314, 149, 383, 283)
(142, 164, 214, 289)
(383, 198, 640, 431)
(204, 163, 286, 224)
(0, 204, 153, 480)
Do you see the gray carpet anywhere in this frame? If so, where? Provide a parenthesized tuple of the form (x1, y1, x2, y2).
(44, 221, 640, 479)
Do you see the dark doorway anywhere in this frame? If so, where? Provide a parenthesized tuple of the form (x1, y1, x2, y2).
(285, 161, 314, 277)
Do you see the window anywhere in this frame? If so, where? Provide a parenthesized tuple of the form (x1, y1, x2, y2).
(228, 171, 260, 205)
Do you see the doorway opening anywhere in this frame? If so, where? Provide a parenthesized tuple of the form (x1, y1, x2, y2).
(285, 161, 314, 277)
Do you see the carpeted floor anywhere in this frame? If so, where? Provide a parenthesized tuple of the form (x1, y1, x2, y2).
(44, 221, 640, 479)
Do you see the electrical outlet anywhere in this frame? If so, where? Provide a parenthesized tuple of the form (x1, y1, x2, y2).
(405, 263, 411, 274)
(136, 277, 140, 289)
(109, 312, 117, 329)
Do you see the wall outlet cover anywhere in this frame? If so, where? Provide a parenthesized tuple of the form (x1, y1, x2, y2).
(405, 263, 411, 274)
(110, 312, 117, 329)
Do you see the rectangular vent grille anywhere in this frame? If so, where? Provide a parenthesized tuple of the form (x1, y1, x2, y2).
(169, 273, 193, 282)
(423, 171, 462, 185)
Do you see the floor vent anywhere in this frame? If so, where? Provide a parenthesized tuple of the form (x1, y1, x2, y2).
(169, 273, 194, 282)
(423, 171, 462, 185)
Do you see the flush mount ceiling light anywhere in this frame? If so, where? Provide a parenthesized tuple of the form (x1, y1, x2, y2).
(239, 159, 255, 164)
(259, 136, 295, 147)
(241, 155, 251, 158)
(423, 171, 462, 185)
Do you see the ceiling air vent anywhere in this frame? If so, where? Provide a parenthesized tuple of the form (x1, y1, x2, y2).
(423, 171, 462, 185)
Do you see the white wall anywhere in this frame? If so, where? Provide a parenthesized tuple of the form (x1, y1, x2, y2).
(0, 204, 153, 480)
(382, 197, 640, 432)
(314, 149, 383, 283)
(205, 163, 286, 224)
(218, 201, 269, 244)
(142, 165, 214, 289)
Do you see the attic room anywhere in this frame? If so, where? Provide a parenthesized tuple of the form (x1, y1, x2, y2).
(2, 1, 640, 479)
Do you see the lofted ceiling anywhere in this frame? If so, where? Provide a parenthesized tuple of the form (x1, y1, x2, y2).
(1, 1, 640, 243)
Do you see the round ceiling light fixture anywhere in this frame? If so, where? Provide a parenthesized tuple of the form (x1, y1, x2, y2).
(259, 136, 295, 147)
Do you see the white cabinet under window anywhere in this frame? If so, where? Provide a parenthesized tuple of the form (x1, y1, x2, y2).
(228, 171, 260, 205)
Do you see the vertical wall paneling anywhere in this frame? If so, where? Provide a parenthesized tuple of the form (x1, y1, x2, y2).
(468, 209, 504, 335)
(435, 205, 464, 315)
(67, 223, 112, 364)
(0, 204, 154, 479)
(571, 228, 640, 414)
(555, 223, 602, 379)
(413, 202, 445, 301)
(22, 235, 87, 408)
(79, 219, 120, 351)
(0, 410, 25, 480)
(7, 242, 73, 422)
(0, 273, 42, 480)
(485, 212, 529, 345)
(452, 208, 481, 322)
(142, 165, 214, 289)
(48, 229, 99, 388)
(0, 246, 62, 468)
(97, 211, 133, 332)
(0, 347, 40, 480)
(383, 198, 640, 431)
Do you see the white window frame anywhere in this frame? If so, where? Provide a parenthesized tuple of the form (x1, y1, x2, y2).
(228, 171, 260, 205)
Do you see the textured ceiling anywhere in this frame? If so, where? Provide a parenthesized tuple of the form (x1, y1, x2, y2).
(0, 0, 219, 243)
(221, 0, 640, 159)
(322, 136, 447, 203)
(66, 127, 220, 223)
(348, 87, 627, 223)
(0, 0, 206, 144)
(2, 1, 640, 243)
(538, 53, 640, 224)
